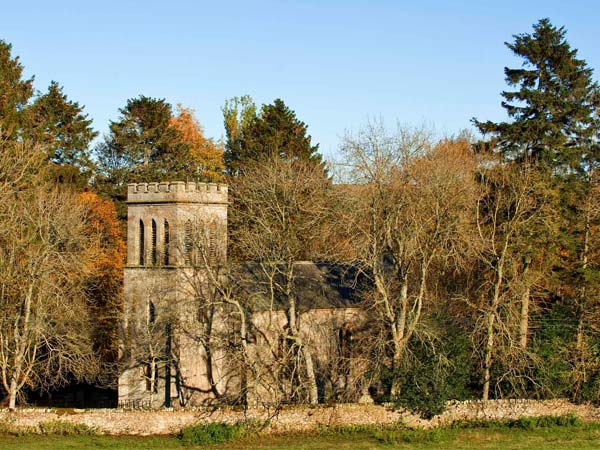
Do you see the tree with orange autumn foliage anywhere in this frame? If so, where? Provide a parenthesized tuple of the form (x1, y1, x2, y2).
(95, 99, 224, 219)
(170, 105, 224, 182)
(78, 191, 126, 386)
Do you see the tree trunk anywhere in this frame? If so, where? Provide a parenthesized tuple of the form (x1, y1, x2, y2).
(483, 246, 507, 401)
(8, 285, 34, 410)
(519, 261, 531, 350)
(482, 310, 495, 401)
(519, 286, 530, 350)
(396, 281, 408, 341)
(302, 347, 319, 404)
(390, 343, 403, 398)
(389, 279, 408, 398)
(8, 377, 18, 410)
(238, 309, 250, 406)
(576, 202, 591, 352)
(164, 323, 172, 408)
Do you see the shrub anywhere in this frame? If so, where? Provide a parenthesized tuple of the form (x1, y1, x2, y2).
(37, 420, 96, 435)
(450, 414, 582, 430)
(379, 313, 476, 419)
(0, 420, 16, 435)
(513, 414, 582, 429)
(177, 422, 244, 445)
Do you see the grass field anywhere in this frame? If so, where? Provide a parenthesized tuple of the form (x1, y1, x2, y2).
(1, 424, 600, 450)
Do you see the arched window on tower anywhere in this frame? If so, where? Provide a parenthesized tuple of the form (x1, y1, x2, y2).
(151, 219, 157, 265)
(139, 219, 145, 266)
(184, 220, 193, 265)
(208, 222, 218, 263)
(163, 219, 170, 265)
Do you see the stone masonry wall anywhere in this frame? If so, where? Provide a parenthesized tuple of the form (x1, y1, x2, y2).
(2, 400, 600, 435)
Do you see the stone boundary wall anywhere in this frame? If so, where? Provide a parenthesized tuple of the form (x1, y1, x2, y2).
(1, 400, 600, 435)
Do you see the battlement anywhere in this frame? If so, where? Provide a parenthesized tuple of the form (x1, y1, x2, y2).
(127, 181, 228, 204)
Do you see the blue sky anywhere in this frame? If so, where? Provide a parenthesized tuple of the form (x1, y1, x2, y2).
(2, 0, 599, 159)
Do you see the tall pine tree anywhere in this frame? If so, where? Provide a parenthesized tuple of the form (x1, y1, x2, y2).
(473, 18, 600, 173)
(223, 97, 322, 175)
(95, 96, 181, 216)
(0, 40, 33, 140)
(29, 82, 97, 166)
(28, 81, 98, 184)
(0, 41, 97, 185)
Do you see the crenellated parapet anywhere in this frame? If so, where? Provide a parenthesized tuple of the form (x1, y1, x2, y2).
(127, 181, 228, 204)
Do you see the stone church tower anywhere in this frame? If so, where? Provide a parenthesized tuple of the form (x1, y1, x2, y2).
(119, 181, 370, 408)
(118, 181, 228, 408)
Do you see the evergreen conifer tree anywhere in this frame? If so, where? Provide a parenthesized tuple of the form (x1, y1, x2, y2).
(473, 18, 600, 173)
(223, 97, 323, 175)
(0, 41, 97, 184)
(28, 81, 98, 184)
(29, 81, 97, 168)
(0, 40, 33, 140)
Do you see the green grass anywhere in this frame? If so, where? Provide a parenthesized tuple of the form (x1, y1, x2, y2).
(1, 422, 600, 449)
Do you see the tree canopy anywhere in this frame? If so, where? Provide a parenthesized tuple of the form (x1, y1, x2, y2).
(0, 41, 97, 185)
(473, 18, 600, 174)
(223, 97, 322, 175)
(95, 96, 224, 215)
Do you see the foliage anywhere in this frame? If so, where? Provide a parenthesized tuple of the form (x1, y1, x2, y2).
(28, 81, 98, 182)
(36, 421, 97, 436)
(169, 104, 224, 181)
(176, 422, 245, 445)
(339, 125, 479, 400)
(0, 40, 33, 140)
(222, 95, 257, 175)
(95, 96, 224, 218)
(473, 18, 600, 173)
(0, 42, 96, 185)
(386, 315, 475, 418)
(472, 18, 600, 402)
(223, 97, 322, 174)
(78, 191, 125, 385)
(94, 95, 179, 215)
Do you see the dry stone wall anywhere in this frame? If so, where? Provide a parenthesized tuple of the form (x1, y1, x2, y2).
(2, 400, 600, 435)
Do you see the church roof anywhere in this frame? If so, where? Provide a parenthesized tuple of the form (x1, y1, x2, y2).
(235, 261, 366, 311)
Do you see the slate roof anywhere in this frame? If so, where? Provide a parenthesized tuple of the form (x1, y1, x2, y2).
(234, 261, 366, 311)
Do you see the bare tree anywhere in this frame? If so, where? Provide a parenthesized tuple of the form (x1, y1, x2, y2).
(174, 215, 257, 406)
(0, 141, 101, 409)
(570, 165, 600, 399)
(229, 157, 334, 404)
(472, 163, 558, 400)
(338, 121, 479, 396)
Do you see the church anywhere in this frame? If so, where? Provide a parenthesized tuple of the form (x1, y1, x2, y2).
(118, 181, 370, 408)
